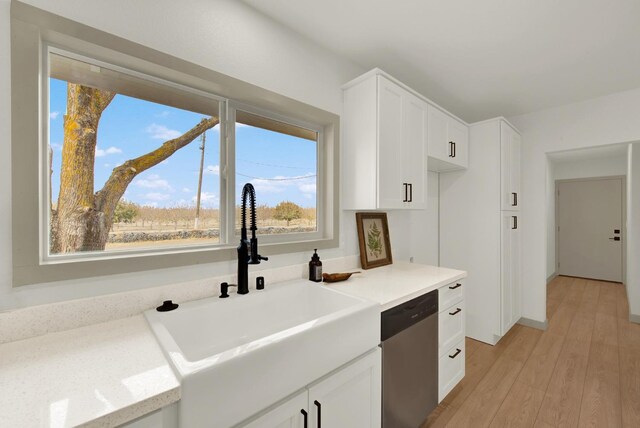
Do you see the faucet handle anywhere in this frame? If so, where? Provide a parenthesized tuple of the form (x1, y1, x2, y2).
(258, 255, 269, 262)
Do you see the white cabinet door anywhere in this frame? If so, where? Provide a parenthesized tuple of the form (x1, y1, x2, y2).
(501, 212, 521, 335)
(308, 349, 381, 428)
(377, 76, 406, 209)
(501, 122, 521, 211)
(448, 117, 468, 168)
(427, 104, 468, 171)
(402, 93, 428, 209)
(427, 105, 449, 161)
(241, 391, 307, 428)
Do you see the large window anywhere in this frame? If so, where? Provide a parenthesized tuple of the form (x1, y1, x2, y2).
(44, 49, 321, 261)
(11, 4, 338, 286)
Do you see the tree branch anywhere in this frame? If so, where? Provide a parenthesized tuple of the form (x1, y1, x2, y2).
(94, 116, 220, 221)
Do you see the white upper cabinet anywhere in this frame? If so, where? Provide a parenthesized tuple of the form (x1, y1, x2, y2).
(500, 122, 522, 211)
(342, 70, 427, 210)
(427, 105, 469, 171)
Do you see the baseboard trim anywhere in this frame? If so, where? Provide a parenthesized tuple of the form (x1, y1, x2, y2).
(630, 313, 640, 325)
(547, 272, 558, 284)
(518, 317, 548, 331)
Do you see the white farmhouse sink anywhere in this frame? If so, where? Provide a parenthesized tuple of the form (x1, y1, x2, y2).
(145, 279, 379, 427)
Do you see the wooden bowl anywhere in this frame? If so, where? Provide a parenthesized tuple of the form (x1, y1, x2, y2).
(322, 272, 361, 283)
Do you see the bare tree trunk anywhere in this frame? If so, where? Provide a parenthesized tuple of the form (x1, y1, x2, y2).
(51, 83, 219, 253)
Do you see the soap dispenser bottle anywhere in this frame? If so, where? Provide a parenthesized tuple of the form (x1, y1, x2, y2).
(309, 249, 322, 282)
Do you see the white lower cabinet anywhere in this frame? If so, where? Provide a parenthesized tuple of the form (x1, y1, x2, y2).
(437, 280, 466, 402)
(438, 340, 465, 401)
(240, 348, 381, 428)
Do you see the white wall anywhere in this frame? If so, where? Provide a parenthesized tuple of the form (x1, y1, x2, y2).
(510, 88, 640, 322)
(628, 144, 640, 318)
(0, 0, 423, 310)
(546, 153, 628, 278)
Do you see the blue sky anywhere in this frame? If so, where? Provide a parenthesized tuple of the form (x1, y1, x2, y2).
(49, 78, 317, 209)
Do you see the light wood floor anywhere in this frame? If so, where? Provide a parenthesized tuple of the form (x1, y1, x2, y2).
(424, 276, 640, 428)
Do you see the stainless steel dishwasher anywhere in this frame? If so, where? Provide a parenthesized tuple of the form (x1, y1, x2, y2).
(381, 289, 438, 428)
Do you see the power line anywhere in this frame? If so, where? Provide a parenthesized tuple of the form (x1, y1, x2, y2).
(236, 158, 313, 170)
(237, 172, 316, 181)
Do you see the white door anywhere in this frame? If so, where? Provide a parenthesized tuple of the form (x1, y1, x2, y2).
(402, 93, 427, 209)
(377, 76, 405, 209)
(501, 212, 521, 335)
(308, 349, 381, 428)
(557, 178, 623, 282)
(241, 391, 307, 428)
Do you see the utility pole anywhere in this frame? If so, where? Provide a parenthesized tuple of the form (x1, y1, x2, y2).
(194, 130, 206, 229)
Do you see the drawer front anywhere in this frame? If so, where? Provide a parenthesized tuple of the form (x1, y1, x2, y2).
(438, 300, 465, 356)
(438, 340, 465, 402)
(438, 280, 464, 312)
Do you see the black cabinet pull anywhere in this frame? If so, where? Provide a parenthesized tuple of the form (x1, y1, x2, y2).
(402, 183, 407, 202)
(314, 400, 322, 427)
(453, 141, 456, 158)
(512, 216, 518, 230)
(449, 307, 462, 316)
(449, 283, 462, 290)
(408, 183, 413, 202)
(449, 141, 454, 157)
(449, 348, 462, 359)
(512, 192, 518, 206)
(301, 409, 308, 428)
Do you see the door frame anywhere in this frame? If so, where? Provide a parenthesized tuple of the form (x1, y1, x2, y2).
(555, 175, 627, 283)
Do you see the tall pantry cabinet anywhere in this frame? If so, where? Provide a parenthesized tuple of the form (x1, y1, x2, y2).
(440, 118, 522, 345)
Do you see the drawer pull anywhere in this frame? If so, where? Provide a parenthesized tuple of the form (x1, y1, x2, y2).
(301, 409, 308, 428)
(449, 308, 462, 316)
(449, 283, 462, 290)
(449, 348, 462, 359)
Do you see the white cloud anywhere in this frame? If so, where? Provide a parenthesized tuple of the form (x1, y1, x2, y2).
(95, 146, 122, 157)
(146, 123, 181, 140)
(155, 111, 170, 118)
(192, 192, 218, 207)
(298, 183, 316, 194)
(134, 174, 173, 191)
(204, 165, 220, 175)
(144, 192, 170, 201)
(50, 111, 60, 120)
(182, 187, 191, 193)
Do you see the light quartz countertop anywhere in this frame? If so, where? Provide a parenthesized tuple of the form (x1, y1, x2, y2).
(327, 262, 467, 311)
(0, 315, 179, 428)
(0, 260, 463, 427)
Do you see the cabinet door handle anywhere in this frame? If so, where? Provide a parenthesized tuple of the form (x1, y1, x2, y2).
(408, 183, 413, 202)
(449, 307, 462, 316)
(448, 141, 454, 157)
(449, 348, 462, 359)
(512, 216, 518, 230)
(301, 409, 308, 428)
(453, 141, 456, 158)
(512, 192, 518, 206)
(314, 400, 322, 427)
(449, 283, 462, 290)
(402, 183, 408, 202)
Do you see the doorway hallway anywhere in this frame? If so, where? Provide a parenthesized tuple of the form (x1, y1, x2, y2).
(424, 276, 640, 427)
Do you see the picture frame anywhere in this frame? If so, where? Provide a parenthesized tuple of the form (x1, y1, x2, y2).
(356, 212, 393, 269)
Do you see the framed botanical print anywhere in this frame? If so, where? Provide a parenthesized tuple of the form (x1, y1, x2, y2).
(356, 212, 393, 269)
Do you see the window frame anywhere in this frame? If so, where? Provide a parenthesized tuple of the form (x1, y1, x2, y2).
(228, 101, 324, 245)
(42, 45, 232, 264)
(10, 1, 340, 286)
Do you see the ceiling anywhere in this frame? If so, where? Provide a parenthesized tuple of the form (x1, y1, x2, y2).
(242, 0, 640, 122)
